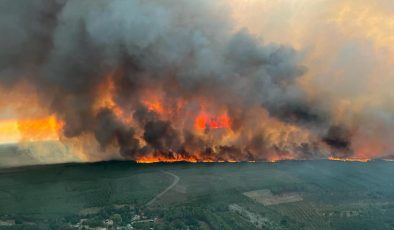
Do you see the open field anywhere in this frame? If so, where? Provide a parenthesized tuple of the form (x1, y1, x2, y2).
(0, 160, 394, 229)
(243, 189, 303, 206)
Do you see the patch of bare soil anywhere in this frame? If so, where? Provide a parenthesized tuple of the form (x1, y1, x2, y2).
(243, 189, 302, 206)
(78, 207, 102, 215)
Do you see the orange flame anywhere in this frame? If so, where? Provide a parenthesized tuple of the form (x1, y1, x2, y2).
(136, 155, 241, 163)
(194, 111, 231, 129)
(136, 155, 199, 163)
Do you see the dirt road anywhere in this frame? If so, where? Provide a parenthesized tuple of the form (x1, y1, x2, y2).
(146, 171, 179, 206)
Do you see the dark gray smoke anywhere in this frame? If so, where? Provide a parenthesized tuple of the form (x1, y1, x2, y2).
(322, 125, 353, 157)
(0, 0, 345, 161)
(94, 109, 139, 157)
(143, 120, 181, 152)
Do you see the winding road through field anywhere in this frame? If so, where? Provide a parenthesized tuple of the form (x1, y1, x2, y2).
(146, 171, 179, 206)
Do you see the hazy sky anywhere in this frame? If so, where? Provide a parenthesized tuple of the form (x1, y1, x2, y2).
(229, 0, 394, 158)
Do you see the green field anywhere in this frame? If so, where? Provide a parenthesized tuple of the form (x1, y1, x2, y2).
(0, 160, 393, 229)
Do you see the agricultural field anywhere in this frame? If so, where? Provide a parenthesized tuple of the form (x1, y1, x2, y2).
(0, 160, 394, 229)
(243, 189, 303, 206)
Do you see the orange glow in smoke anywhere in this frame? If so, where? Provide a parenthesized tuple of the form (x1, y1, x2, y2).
(0, 120, 19, 144)
(194, 112, 231, 129)
(141, 89, 167, 116)
(143, 100, 164, 114)
(94, 74, 129, 123)
(0, 115, 63, 144)
(17, 115, 63, 142)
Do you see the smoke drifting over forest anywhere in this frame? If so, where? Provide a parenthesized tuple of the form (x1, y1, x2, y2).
(0, 0, 393, 164)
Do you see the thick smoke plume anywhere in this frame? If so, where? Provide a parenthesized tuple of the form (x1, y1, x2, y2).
(0, 0, 389, 163)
